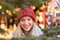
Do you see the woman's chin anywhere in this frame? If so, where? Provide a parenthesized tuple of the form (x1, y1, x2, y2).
(24, 28, 31, 32)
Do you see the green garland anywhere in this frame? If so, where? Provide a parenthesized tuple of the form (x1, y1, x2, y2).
(0, 0, 51, 17)
(0, 27, 6, 34)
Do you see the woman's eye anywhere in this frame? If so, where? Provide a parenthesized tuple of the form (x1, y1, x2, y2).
(21, 19, 25, 21)
(28, 18, 31, 21)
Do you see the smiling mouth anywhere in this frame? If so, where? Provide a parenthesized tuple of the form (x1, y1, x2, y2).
(24, 26, 30, 29)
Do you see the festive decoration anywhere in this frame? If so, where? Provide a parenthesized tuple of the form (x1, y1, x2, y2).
(42, 26, 60, 37)
(0, 1, 18, 17)
(0, 0, 52, 39)
(0, 0, 51, 17)
(0, 5, 2, 9)
(0, 0, 51, 9)
(0, 27, 6, 34)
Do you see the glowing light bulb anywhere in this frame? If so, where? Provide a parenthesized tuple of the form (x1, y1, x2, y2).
(0, 5, 2, 9)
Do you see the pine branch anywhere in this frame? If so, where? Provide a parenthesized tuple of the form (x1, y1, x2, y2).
(1, 0, 51, 8)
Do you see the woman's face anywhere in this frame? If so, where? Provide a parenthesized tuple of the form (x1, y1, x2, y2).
(20, 16, 33, 32)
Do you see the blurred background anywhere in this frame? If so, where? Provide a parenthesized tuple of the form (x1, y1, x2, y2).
(0, 0, 60, 39)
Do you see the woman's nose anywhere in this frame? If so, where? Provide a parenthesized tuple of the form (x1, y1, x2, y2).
(25, 20, 29, 25)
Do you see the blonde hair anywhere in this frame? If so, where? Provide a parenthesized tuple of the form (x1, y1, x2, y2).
(12, 21, 43, 38)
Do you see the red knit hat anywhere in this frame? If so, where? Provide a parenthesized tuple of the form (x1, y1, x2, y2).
(17, 5, 36, 23)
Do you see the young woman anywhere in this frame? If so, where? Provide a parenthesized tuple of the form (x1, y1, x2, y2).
(12, 4, 43, 38)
